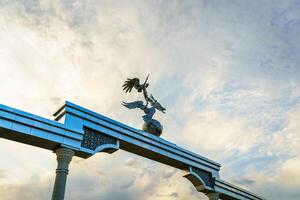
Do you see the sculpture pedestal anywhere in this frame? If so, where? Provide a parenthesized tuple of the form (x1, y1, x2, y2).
(51, 148, 74, 200)
(142, 120, 163, 136)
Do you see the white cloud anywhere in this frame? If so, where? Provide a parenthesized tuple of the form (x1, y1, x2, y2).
(178, 110, 263, 159)
(0, 0, 300, 200)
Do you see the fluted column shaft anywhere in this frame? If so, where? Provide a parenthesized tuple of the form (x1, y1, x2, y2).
(51, 148, 74, 200)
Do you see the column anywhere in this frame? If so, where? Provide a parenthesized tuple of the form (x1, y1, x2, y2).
(51, 148, 75, 200)
(207, 192, 219, 200)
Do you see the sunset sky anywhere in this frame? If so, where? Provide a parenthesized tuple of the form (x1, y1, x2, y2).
(0, 1, 300, 200)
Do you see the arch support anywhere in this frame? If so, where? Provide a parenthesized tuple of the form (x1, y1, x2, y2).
(51, 148, 74, 200)
(81, 127, 119, 154)
(183, 166, 215, 192)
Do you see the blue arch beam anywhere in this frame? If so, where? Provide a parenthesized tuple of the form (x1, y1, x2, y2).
(0, 102, 264, 200)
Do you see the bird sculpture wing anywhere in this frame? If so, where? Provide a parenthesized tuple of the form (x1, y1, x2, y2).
(122, 101, 145, 110)
(122, 78, 140, 93)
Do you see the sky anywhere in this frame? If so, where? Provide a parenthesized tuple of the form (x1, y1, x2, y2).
(0, 0, 299, 199)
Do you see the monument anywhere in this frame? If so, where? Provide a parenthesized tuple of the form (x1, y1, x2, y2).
(122, 75, 166, 136)
(0, 77, 265, 200)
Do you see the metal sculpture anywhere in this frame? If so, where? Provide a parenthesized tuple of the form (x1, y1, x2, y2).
(122, 75, 166, 136)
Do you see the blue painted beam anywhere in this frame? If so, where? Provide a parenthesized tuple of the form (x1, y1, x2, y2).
(0, 102, 265, 200)
(59, 101, 221, 174)
(215, 179, 263, 200)
(0, 104, 83, 154)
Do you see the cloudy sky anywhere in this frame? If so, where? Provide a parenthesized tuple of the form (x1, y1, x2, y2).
(0, 0, 299, 199)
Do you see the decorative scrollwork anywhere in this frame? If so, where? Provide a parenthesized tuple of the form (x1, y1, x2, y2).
(190, 167, 214, 188)
(81, 127, 118, 151)
(183, 166, 215, 192)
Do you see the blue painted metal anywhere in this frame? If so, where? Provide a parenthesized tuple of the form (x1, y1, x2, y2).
(0, 102, 265, 200)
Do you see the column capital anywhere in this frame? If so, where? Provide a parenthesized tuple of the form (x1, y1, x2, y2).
(51, 148, 75, 200)
(55, 148, 75, 157)
(207, 192, 219, 200)
(55, 148, 74, 174)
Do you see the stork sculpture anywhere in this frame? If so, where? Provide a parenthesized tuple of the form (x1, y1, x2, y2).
(122, 75, 166, 136)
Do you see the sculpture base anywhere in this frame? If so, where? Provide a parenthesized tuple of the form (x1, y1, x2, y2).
(142, 120, 163, 137)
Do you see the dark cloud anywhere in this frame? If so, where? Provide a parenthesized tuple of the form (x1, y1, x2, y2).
(234, 178, 256, 186)
(119, 176, 136, 189)
(162, 169, 178, 179)
(125, 158, 138, 167)
(50, 97, 62, 105)
(155, 191, 179, 198)
(170, 192, 179, 198)
(0, 175, 53, 200)
(0, 170, 6, 180)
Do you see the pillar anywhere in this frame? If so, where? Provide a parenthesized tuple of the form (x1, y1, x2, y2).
(51, 148, 74, 200)
(207, 192, 219, 200)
